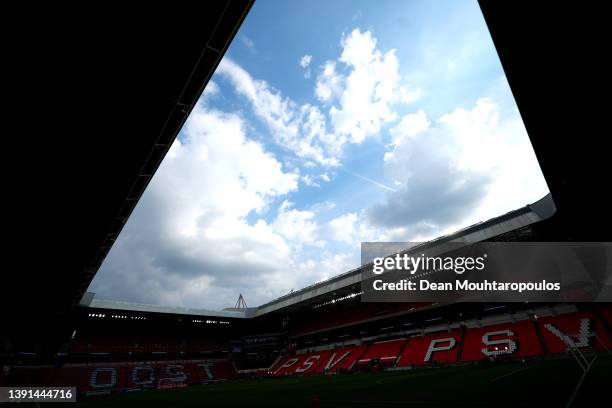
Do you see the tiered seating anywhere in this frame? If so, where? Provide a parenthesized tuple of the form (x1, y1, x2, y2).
(270, 355, 303, 376)
(296, 303, 427, 335)
(297, 304, 386, 335)
(271, 311, 612, 375)
(210, 360, 237, 379)
(537, 311, 612, 353)
(6, 360, 234, 393)
(9, 365, 112, 392)
(397, 330, 461, 367)
(461, 320, 541, 361)
(355, 338, 406, 368)
(314, 344, 369, 373)
(289, 350, 331, 374)
(71, 334, 225, 353)
(9, 310, 611, 390)
(184, 361, 227, 382)
(270, 351, 329, 376)
(271, 344, 368, 375)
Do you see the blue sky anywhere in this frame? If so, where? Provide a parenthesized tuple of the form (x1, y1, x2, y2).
(89, 0, 548, 309)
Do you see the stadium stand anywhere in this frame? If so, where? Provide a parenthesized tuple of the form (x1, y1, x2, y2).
(7, 359, 235, 394)
(270, 355, 301, 376)
(291, 350, 331, 374)
(5, 308, 608, 401)
(255, 308, 610, 379)
(271, 344, 370, 375)
(69, 321, 231, 356)
(314, 344, 370, 373)
(71, 337, 226, 354)
(271, 351, 328, 375)
(537, 311, 612, 353)
(4, 304, 612, 395)
(461, 319, 542, 362)
(397, 330, 461, 367)
(355, 338, 406, 368)
(272, 310, 612, 376)
(295, 303, 426, 336)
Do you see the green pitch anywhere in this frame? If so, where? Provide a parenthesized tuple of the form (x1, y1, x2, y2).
(61, 356, 611, 407)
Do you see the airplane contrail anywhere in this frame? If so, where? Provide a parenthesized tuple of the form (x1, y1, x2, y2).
(341, 168, 397, 192)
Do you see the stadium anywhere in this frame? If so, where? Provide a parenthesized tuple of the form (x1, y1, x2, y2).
(2, 1, 610, 407)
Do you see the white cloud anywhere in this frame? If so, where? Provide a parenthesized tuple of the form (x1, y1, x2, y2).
(302, 174, 319, 187)
(272, 200, 319, 246)
(219, 29, 422, 166)
(300, 54, 312, 68)
(318, 94, 548, 250)
(241, 35, 255, 49)
(328, 212, 379, 245)
(301, 172, 332, 187)
(329, 212, 359, 243)
(388, 109, 430, 148)
(435, 98, 548, 224)
(396, 86, 424, 104)
(319, 29, 422, 143)
(217, 58, 344, 167)
(371, 97, 548, 237)
(91, 104, 332, 308)
(300, 55, 313, 79)
(202, 80, 220, 98)
(315, 61, 344, 103)
(316, 252, 353, 279)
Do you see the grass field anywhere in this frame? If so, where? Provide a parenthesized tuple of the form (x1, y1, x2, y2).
(58, 356, 610, 408)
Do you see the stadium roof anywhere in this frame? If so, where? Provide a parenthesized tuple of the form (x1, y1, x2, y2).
(82, 295, 249, 319)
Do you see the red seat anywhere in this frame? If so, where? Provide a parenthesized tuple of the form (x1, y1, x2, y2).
(461, 320, 541, 362)
(355, 339, 406, 368)
(537, 311, 612, 354)
(397, 330, 461, 367)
